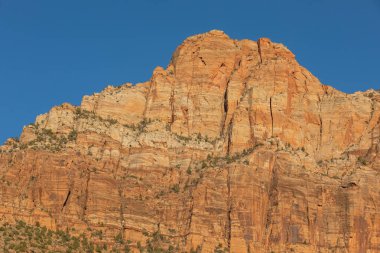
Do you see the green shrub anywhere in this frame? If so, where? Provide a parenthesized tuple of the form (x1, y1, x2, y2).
(114, 231, 124, 244)
(357, 156, 368, 165)
(106, 118, 118, 125)
(214, 243, 228, 253)
(170, 184, 180, 193)
(68, 130, 78, 141)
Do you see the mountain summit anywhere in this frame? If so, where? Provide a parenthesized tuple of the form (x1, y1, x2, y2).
(0, 31, 379, 252)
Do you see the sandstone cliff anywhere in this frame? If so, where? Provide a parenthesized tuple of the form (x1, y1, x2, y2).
(1, 30, 380, 253)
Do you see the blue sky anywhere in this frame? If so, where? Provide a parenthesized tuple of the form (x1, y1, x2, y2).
(1, 0, 380, 143)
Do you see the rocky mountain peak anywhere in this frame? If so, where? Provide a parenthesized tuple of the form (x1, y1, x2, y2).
(0, 31, 379, 253)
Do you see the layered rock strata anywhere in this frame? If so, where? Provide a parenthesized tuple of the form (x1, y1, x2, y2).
(1, 30, 379, 253)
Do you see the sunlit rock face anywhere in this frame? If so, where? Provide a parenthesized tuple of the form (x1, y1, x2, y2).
(1, 30, 380, 253)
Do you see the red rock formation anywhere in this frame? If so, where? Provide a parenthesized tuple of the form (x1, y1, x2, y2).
(1, 30, 380, 252)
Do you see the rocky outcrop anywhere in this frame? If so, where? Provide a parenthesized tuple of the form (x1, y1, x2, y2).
(0, 30, 379, 252)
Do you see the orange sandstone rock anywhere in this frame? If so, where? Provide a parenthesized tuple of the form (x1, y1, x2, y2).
(0, 30, 379, 252)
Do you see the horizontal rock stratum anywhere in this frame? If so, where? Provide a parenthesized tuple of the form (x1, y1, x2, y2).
(1, 30, 380, 253)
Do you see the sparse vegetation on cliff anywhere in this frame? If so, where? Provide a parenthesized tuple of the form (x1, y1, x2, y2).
(0, 221, 201, 253)
(7, 128, 70, 153)
(75, 108, 120, 127)
(172, 131, 219, 146)
(0, 220, 97, 252)
(123, 118, 153, 133)
(195, 143, 263, 171)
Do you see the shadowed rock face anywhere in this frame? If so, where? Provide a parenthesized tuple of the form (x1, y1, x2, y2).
(0, 30, 380, 253)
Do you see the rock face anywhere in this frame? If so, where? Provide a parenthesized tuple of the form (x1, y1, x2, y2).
(1, 30, 380, 252)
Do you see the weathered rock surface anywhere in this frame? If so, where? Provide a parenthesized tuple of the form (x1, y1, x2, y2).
(1, 30, 380, 252)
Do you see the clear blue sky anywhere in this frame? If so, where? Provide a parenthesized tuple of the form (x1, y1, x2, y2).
(1, 0, 380, 143)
